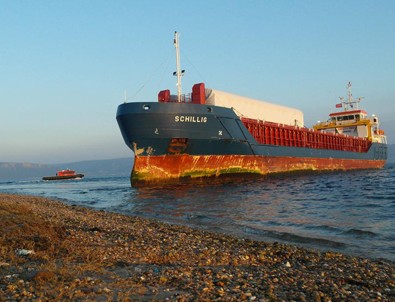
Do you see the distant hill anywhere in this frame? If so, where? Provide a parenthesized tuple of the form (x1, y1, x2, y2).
(0, 158, 133, 181)
(63, 158, 133, 177)
(0, 162, 55, 180)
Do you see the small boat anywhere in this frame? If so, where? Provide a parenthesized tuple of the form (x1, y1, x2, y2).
(42, 169, 84, 181)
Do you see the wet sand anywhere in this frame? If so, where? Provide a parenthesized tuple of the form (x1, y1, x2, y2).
(0, 193, 394, 301)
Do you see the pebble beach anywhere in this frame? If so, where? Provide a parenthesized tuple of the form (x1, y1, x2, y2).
(0, 193, 394, 301)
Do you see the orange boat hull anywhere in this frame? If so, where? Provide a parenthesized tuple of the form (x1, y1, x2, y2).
(131, 155, 385, 186)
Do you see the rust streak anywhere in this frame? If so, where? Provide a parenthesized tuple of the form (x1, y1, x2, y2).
(131, 155, 385, 186)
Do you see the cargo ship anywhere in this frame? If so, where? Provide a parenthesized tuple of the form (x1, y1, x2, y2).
(42, 169, 84, 181)
(116, 32, 387, 186)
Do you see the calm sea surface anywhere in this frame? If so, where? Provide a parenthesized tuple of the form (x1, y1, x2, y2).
(1, 165, 394, 261)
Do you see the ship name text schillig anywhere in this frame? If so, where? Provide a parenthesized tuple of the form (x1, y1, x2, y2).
(175, 115, 208, 123)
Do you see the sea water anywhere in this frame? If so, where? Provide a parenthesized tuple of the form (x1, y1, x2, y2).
(1, 165, 394, 262)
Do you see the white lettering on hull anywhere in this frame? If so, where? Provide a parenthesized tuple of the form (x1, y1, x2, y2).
(175, 116, 208, 123)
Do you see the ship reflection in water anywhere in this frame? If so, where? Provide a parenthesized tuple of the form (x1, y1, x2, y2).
(130, 168, 394, 261)
(1, 166, 394, 261)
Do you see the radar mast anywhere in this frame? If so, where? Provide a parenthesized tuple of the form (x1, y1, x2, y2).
(173, 31, 184, 102)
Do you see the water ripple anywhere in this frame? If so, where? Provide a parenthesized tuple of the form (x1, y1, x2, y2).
(1, 167, 394, 261)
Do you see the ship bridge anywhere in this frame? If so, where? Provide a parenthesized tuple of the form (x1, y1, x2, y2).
(313, 83, 386, 144)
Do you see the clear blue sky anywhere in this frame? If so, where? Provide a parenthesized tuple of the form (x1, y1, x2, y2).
(1, 0, 394, 164)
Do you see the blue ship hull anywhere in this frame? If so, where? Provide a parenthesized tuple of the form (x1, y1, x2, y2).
(116, 102, 387, 185)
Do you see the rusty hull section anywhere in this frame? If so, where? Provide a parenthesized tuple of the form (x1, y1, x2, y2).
(131, 155, 385, 186)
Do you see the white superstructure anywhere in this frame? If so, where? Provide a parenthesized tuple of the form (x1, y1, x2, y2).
(205, 88, 304, 127)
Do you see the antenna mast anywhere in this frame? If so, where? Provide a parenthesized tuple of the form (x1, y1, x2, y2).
(339, 82, 363, 111)
(173, 31, 184, 102)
